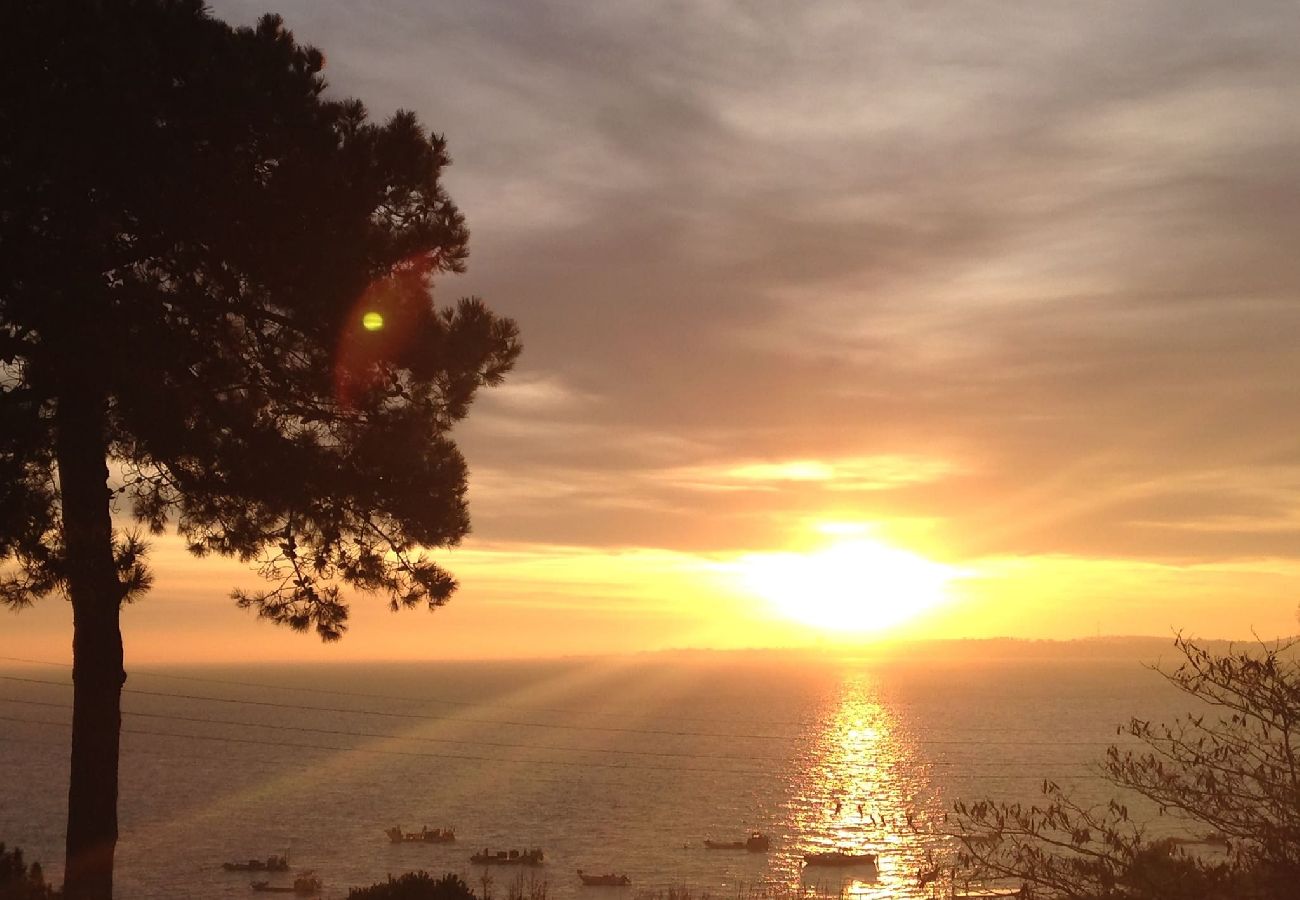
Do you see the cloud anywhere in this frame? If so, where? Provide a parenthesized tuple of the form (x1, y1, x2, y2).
(205, 0, 1300, 573)
(477, 372, 597, 413)
(661, 455, 957, 492)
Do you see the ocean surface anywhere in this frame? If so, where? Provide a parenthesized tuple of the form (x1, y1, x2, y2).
(0, 651, 1198, 899)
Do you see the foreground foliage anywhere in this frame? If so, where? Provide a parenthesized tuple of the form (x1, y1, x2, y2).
(0, 845, 55, 900)
(349, 873, 477, 900)
(948, 635, 1300, 899)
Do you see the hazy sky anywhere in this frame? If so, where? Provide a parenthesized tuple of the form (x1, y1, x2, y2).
(6, 0, 1299, 662)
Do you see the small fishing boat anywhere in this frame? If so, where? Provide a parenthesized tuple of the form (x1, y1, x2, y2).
(471, 848, 545, 866)
(223, 855, 290, 872)
(250, 872, 321, 895)
(703, 832, 770, 852)
(577, 870, 631, 886)
(386, 826, 456, 844)
(803, 851, 878, 867)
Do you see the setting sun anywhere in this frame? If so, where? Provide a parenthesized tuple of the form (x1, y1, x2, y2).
(735, 537, 960, 633)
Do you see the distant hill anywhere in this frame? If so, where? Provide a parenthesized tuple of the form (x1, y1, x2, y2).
(869, 635, 1300, 663)
(645, 635, 1299, 666)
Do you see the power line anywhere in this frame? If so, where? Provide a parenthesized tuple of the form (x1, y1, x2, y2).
(0, 696, 784, 763)
(0, 713, 766, 776)
(0, 714, 1108, 781)
(3, 732, 1080, 805)
(0, 697, 1118, 767)
(0, 655, 1146, 735)
(0, 676, 1137, 749)
(0, 675, 788, 741)
(0, 655, 817, 727)
(0, 732, 599, 789)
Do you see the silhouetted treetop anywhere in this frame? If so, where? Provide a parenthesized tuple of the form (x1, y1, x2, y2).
(0, 0, 521, 638)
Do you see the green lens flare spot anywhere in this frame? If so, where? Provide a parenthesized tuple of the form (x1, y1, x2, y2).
(362, 311, 385, 331)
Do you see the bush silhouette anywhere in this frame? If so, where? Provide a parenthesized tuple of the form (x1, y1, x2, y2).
(0, 844, 55, 900)
(949, 635, 1300, 899)
(349, 872, 477, 900)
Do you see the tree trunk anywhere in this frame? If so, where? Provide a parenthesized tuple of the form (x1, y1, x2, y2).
(56, 385, 124, 900)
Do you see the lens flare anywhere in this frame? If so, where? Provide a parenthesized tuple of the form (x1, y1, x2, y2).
(334, 254, 435, 408)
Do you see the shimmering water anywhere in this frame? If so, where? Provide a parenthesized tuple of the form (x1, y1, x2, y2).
(0, 653, 1189, 899)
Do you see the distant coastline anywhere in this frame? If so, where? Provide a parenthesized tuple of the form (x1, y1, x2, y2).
(641, 634, 1300, 666)
(8, 635, 1295, 673)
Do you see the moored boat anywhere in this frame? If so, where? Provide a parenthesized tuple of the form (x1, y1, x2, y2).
(386, 826, 456, 844)
(224, 855, 290, 872)
(250, 872, 321, 895)
(577, 870, 631, 886)
(703, 832, 770, 852)
(803, 851, 878, 867)
(471, 848, 545, 866)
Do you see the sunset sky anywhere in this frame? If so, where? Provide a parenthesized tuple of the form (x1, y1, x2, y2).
(6, 0, 1299, 662)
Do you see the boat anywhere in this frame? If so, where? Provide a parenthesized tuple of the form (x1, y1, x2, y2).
(223, 855, 290, 872)
(577, 870, 631, 886)
(703, 832, 770, 852)
(802, 851, 878, 867)
(386, 826, 456, 844)
(250, 872, 321, 895)
(953, 891, 1022, 899)
(470, 848, 545, 866)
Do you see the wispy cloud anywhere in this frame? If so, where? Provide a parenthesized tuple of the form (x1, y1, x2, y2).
(660, 455, 957, 492)
(197, 0, 1300, 638)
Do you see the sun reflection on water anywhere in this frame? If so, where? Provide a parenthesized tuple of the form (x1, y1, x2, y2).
(785, 671, 947, 900)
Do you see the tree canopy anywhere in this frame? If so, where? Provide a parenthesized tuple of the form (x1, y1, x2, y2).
(0, 0, 520, 637)
(1, 3, 518, 897)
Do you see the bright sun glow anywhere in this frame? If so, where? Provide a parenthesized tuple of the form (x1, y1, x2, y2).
(736, 537, 959, 633)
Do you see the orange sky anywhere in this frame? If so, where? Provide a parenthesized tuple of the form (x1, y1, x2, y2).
(5, 0, 1299, 663)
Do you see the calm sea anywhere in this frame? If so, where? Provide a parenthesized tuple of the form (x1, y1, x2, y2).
(0, 652, 1194, 899)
